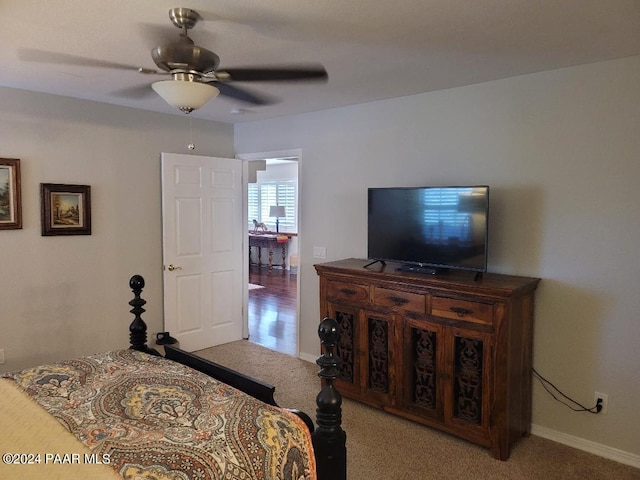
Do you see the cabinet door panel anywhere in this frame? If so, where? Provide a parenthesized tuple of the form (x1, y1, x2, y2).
(362, 312, 396, 404)
(402, 319, 444, 420)
(446, 328, 492, 435)
(327, 302, 361, 397)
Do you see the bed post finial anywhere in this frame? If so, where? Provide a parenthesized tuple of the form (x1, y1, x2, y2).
(128, 275, 159, 356)
(313, 316, 347, 480)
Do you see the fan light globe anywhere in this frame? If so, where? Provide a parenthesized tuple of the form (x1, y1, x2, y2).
(151, 80, 219, 114)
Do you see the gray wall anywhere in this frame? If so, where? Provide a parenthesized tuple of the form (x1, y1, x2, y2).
(235, 56, 640, 459)
(0, 87, 234, 371)
(1, 54, 638, 462)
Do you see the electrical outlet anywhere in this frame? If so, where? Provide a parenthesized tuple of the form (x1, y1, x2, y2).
(594, 392, 608, 414)
(313, 246, 327, 259)
(0, 349, 5, 365)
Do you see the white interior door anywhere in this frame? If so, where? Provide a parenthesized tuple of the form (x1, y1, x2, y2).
(161, 152, 244, 352)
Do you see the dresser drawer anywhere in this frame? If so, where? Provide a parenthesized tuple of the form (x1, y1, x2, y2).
(431, 296, 494, 325)
(372, 287, 426, 314)
(326, 280, 369, 304)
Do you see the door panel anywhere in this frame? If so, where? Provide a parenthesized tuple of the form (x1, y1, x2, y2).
(176, 198, 202, 255)
(176, 274, 202, 334)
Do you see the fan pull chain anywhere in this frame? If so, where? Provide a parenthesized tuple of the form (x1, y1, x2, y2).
(188, 116, 195, 150)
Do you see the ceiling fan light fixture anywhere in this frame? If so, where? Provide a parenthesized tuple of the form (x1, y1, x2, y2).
(151, 80, 219, 114)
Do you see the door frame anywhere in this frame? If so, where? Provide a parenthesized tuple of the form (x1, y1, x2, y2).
(237, 149, 302, 355)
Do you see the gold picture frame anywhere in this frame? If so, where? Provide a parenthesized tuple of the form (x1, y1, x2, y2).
(0, 158, 22, 230)
(40, 183, 92, 236)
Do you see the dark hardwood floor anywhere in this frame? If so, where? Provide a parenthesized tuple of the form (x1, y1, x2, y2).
(248, 265, 297, 356)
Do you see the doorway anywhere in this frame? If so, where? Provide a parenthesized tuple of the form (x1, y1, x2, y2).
(239, 150, 301, 357)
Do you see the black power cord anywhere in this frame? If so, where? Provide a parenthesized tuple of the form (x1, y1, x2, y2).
(532, 368, 602, 414)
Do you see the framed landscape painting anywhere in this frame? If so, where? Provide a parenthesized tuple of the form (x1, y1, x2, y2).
(40, 183, 92, 236)
(0, 158, 22, 230)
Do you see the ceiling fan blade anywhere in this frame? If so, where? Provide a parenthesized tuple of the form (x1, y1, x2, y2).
(110, 84, 155, 99)
(216, 64, 328, 82)
(214, 82, 279, 105)
(138, 23, 178, 48)
(18, 48, 157, 73)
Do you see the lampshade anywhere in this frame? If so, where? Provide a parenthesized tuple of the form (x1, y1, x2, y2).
(151, 80, 219, 114)
(269, 205, 286, 218)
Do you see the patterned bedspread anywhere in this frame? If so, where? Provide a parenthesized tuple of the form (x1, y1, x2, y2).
(2, 350, 316, 480)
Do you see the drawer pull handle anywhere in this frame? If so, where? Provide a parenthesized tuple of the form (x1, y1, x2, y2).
(389, 296, 409, 305)
(340, 288, 357, 296)
(449, 306, 474, 317)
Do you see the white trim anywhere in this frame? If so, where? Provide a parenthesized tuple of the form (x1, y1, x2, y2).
(298, 351, 318, 364)
(287, 367, 640, 468)
(241, 160, 250, 340)
(531, 424, 640, 468)
(236, 149, 303, 162)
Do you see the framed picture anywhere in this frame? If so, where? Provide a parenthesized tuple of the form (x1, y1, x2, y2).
(0, 158, 22, 230)
(40, 183, 91, 236)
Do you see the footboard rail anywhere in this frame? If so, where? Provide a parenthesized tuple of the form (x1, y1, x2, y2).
(163, 344, 278, 406)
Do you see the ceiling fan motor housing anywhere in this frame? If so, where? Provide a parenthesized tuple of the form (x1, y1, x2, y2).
(151, 41, 220, 74)
(152, 8, 219, 74)
(169, 8, 202, 30)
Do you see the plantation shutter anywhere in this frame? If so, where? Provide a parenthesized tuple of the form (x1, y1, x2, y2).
(248, 181, 297, 232)
(248, 183, 260, 229)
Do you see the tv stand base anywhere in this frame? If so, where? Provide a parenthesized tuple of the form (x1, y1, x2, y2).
(363, 259, 387, 269)
(397, 264, 445, 275)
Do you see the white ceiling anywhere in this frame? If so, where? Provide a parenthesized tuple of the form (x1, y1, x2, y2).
(2, 1, 639, 124)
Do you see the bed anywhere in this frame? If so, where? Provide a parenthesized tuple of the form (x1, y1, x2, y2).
(0, 275, 346, 480)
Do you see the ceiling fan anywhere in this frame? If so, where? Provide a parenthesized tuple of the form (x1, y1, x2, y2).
(20, 7, 328, 114)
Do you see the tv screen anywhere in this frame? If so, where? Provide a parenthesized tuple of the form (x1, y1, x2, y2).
(367, 186, 489, 273)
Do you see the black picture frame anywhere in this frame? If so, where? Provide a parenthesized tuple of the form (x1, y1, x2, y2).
(0, 158, 22, 230)
(40, 183, 92, 236)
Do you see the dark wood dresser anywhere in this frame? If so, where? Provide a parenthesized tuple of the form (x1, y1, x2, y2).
(314, 258, 540, 460)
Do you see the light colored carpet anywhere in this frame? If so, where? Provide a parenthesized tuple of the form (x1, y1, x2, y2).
(195, 340, 639, 480)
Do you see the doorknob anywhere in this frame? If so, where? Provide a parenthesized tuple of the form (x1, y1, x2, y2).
(167, 264, 182, 271)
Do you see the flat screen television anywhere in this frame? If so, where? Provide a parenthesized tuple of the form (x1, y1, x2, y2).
(367, 186, 489, 274)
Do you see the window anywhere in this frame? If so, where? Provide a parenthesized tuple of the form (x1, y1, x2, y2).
(248, 181, 297, 232)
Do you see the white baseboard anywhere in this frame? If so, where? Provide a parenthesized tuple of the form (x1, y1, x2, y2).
(298, 351, 317, 364)
(298, 351, 640, 469)
(531, 424, 640, 469)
